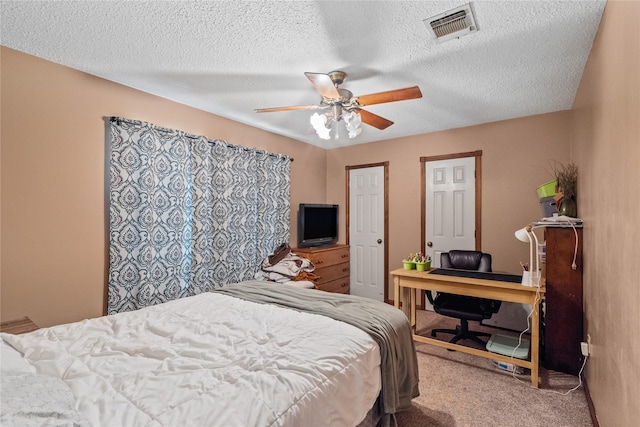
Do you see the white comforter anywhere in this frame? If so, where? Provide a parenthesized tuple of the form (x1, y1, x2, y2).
(1, 291, 381, 427)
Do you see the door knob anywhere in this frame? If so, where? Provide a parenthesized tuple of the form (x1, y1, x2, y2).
(427, 241, 433, 247)
(377, 239, 382, 244)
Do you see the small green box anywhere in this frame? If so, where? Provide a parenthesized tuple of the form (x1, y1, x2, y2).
(486, 334, 530, 359)
(536, 180, 557, 198)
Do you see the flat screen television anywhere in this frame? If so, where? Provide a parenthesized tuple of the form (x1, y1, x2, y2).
(297, 203, 339, 248)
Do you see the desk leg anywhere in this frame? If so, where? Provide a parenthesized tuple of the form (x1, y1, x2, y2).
(394, 277, 415, 331)
(410, 288, 416, 332)
(531, 296, 541, 388)
(393, 276, 400, 310)
(402, 287, 415, 330)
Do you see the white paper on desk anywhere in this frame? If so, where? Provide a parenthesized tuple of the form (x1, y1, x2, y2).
(541, 215, 582, 223)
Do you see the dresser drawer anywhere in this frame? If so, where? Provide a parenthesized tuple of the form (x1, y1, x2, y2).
(316, 278, 350, 294)
(292, 245, 350, 294)
(294, 245, 350, 268)
(315, 262, 350, 283)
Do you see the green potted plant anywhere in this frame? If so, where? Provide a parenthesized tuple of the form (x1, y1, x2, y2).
(552, 160, 578, 217)
(402, 253, 416, 270)
(413, 252, 432, 272)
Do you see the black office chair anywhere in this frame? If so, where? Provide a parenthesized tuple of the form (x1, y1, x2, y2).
(426, 250, 501, 346)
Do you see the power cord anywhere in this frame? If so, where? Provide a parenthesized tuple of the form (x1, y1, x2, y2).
(507, 285, 540, 383)
(506, 285, 587, 395)
(567, 220, 579, 270)
(547, 355, 588, 396)
(541, 217, 580, 269)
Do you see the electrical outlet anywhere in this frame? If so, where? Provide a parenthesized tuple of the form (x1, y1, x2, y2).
(581, 333, 592, 356)
(580, 341, 589, 356)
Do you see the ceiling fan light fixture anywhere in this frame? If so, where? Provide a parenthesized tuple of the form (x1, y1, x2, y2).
(310, 110, 362, 140)
(258, 70, 421, 142)
(343, 111, 362, 139)
(310, 112, 331, 140)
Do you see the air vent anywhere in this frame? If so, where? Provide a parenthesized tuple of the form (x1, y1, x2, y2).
(424, 3, 478, 43)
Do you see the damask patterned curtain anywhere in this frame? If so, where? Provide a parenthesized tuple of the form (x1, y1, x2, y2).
(108, 117, 290, 314)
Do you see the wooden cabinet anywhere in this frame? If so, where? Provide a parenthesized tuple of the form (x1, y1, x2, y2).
(292, 245, 350, 294)
(543, 227, 583, 375)
(0, 317, 39, 334)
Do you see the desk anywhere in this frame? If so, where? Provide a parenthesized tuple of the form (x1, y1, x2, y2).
(391, 268, 545, 387)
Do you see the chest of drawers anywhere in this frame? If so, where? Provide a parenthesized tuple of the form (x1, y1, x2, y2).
(292, 245, 350, 294)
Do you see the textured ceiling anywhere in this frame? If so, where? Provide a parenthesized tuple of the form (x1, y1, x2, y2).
(1, 1, 606, 148)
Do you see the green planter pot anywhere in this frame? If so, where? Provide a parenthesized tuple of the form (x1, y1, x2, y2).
(415, 260, 431, 272)
(403, 261, 415, 270)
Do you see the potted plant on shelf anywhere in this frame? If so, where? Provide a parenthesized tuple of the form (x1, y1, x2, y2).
(552, 160, 578, 217)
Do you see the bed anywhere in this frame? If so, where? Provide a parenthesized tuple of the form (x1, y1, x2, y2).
(0, 281, 419, 427)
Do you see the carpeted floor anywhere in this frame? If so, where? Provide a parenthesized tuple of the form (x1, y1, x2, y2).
(395, 309, 592, 427)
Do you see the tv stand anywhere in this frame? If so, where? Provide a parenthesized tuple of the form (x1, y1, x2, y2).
(292, 245, 350, 294)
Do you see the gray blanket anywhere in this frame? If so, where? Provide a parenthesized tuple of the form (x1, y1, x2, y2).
(213, 281, 420, 424)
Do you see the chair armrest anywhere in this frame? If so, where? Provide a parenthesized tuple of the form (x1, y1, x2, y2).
(426, 289, 436, 305)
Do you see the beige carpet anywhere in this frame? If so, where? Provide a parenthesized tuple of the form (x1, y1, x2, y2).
(395, 310, 592, 427)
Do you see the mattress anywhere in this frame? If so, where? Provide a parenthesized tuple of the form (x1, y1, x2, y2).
(1, 289, 383, 427)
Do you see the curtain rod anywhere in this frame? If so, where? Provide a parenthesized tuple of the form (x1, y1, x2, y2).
(108, 116, 293, 162)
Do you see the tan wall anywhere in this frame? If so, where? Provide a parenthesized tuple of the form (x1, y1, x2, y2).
(570, 1, 640, 425)
(327, 112, 571, 281)
(1, 47, 573, 327)
(0, 47, 327, 327)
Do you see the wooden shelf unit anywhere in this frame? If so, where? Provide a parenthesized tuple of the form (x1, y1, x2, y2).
(543, 226, 584, 375)
(292, 245, 350, 294)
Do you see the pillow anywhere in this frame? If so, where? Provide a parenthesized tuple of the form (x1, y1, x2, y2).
(0, 339, 34, 374)
(0, 372, 89, 427)
(283, 280, 315, 289)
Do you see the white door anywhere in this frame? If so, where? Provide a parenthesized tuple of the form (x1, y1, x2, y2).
(425, 157, 476, 266)
(424, 156, 476, 310)
(349, 166, 385, 301)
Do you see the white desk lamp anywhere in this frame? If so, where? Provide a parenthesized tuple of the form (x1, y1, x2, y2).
(516, 216, 582, 287)
(515, 225, 541, 287)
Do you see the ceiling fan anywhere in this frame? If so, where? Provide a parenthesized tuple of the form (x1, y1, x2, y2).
(255, 71, 422, 139)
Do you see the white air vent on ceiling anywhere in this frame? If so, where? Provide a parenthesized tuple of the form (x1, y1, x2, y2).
(423, 3, 478, 44)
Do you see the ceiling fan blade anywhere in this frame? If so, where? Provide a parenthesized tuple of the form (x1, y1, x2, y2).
(356, 86, 423, 106)
(358, 109, 394, 130)
(255, 105, 321, 113)
(304, 72, 341, 99)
